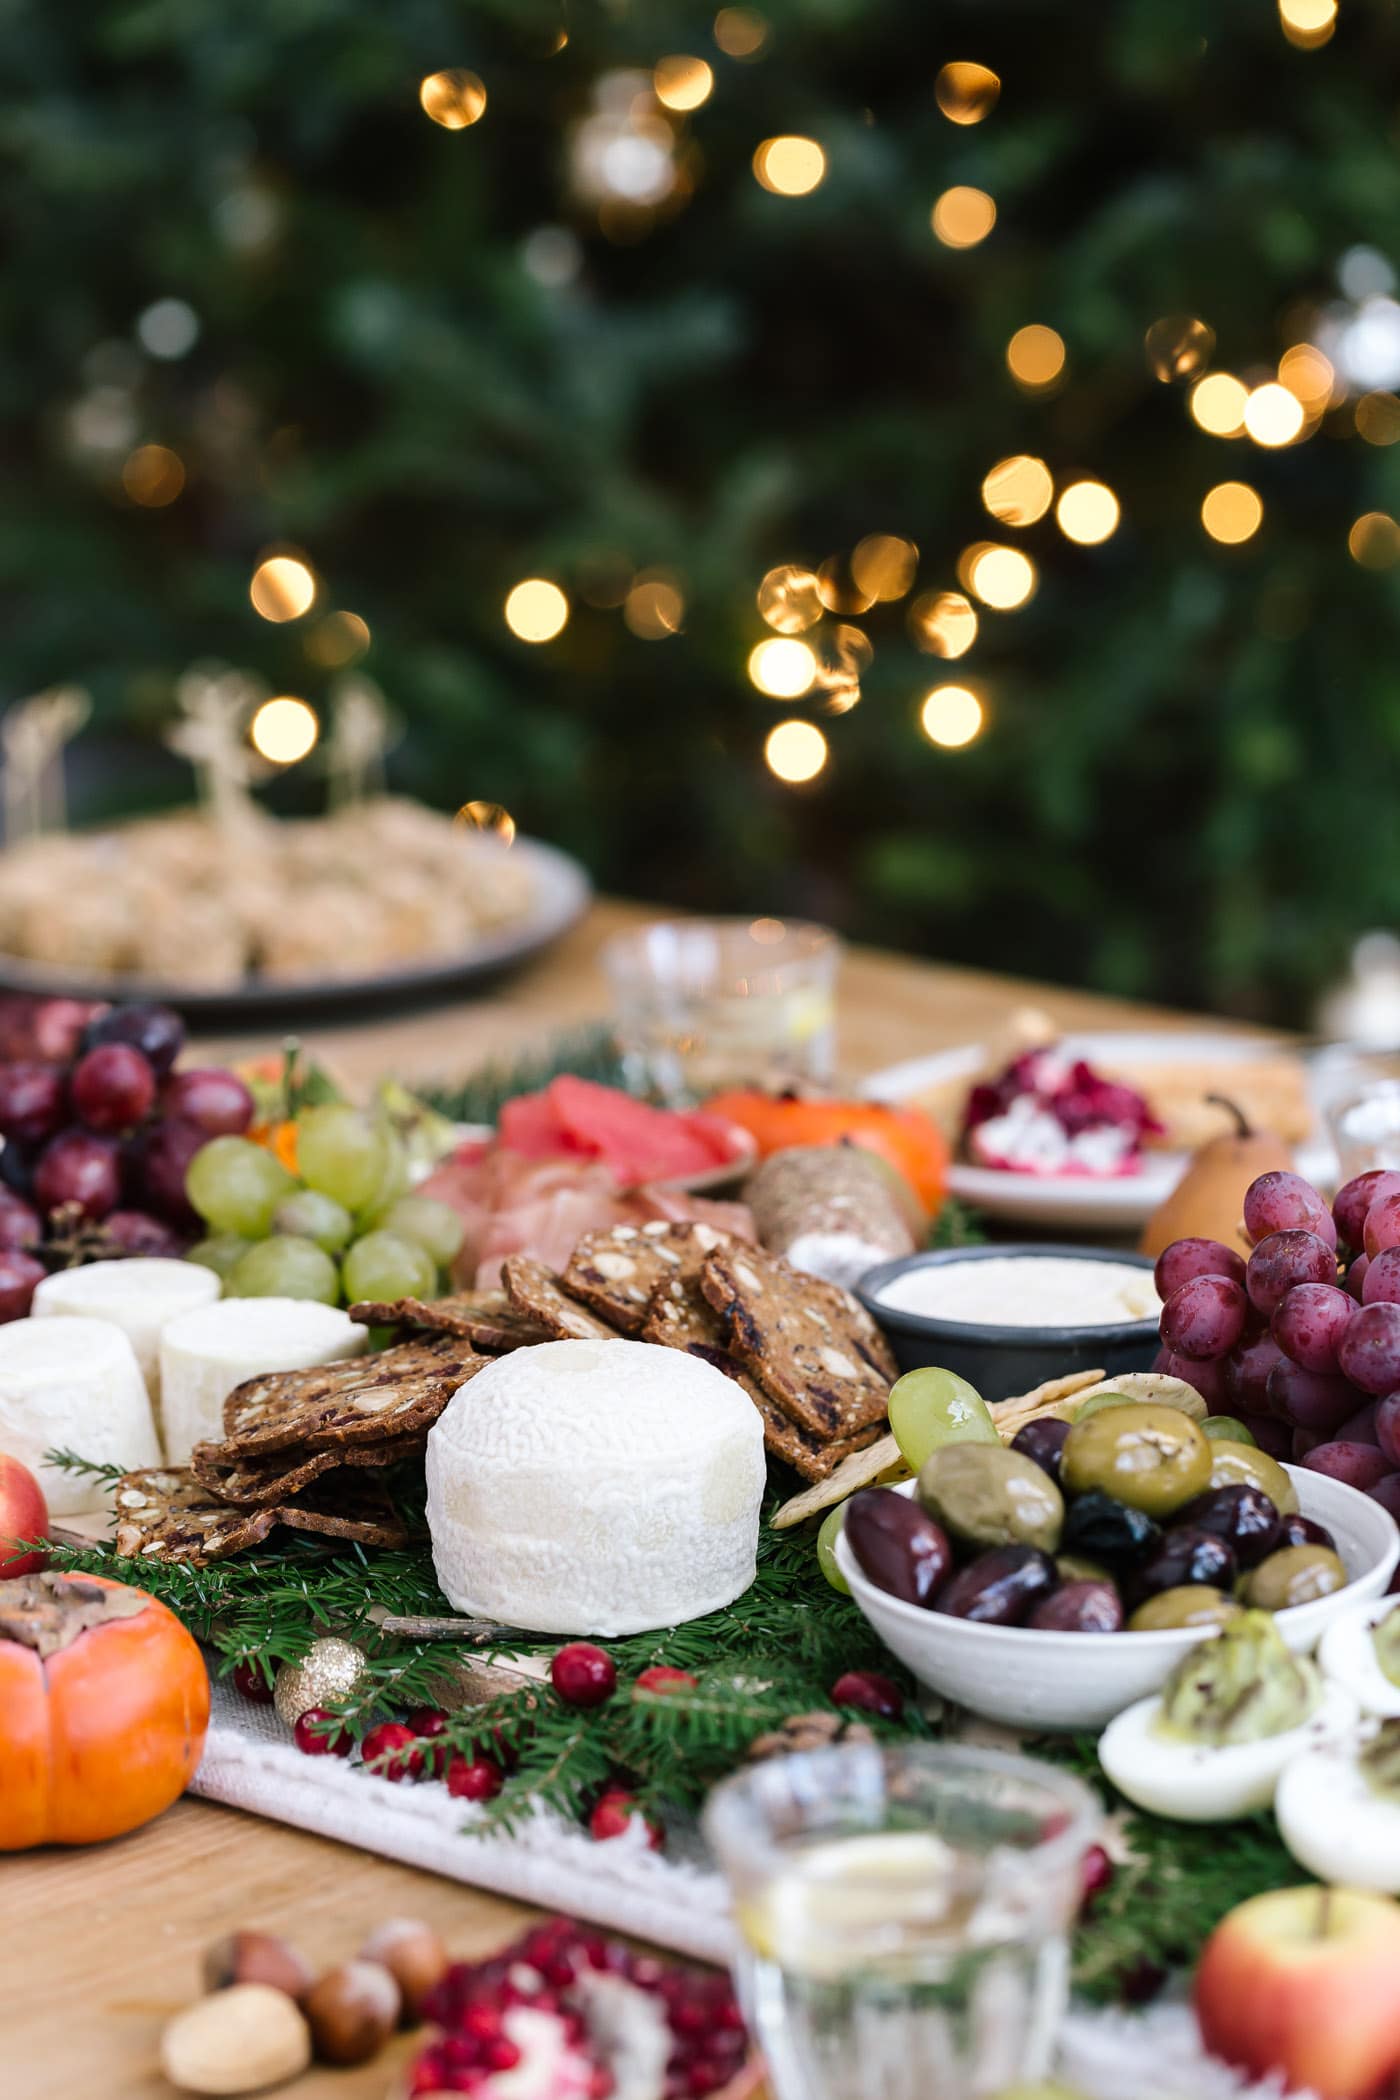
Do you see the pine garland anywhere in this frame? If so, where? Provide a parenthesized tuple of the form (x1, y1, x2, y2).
(419, 1026, 626, 1126)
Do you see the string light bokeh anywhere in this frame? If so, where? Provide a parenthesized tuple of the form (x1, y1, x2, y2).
(504, 579, 569, 642)
(250, 696, 319, 764)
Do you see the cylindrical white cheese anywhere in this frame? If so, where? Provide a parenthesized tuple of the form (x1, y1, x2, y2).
(0, 1316, 161, 1515)
(159, 1297, 368, 1462)
(426, 1337, 766, 1636)
(32, 1258, 220, 1428)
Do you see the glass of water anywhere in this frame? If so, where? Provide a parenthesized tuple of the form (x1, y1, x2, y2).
(602, 916, 839, 1105)
(703, 1742, 1098, 2100)
(1328, 1078, 1400, 1183)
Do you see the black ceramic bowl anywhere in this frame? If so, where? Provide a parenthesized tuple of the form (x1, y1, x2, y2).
(857, 1244, 1160, 1403)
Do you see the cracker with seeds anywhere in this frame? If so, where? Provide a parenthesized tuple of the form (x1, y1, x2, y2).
(700, 1241, 897, 1439)
(349, 1289, 551, 1353)
(221, 1339, 486, 1455)
(276, 1478, 414, 1548)
(189, 1435, 428, 1508)
(501, 1255, 623, 1341)
(112, 1468, 277, 1564)
(563, 1220, 734, 1334)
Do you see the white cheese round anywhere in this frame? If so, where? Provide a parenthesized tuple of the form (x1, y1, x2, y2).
(426, 1338, 766, 1637)
(0, 1316, 160, 1514)
(159, 1297, 368, 1462)
(32, 1258, 219, 1420)
(876, 1255, 1159, 1328)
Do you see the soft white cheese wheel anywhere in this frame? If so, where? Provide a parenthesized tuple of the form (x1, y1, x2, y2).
(159, 1297, 368, 1462)
(32, 1258, 220, 1416)
(0, 1316, 160, 1515)
(426, 1337, 766, 1636)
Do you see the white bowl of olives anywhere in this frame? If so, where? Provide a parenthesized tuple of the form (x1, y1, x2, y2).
(835, 1409, 1400, 1733)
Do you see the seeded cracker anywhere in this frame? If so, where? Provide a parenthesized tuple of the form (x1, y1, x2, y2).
(564, 1220, 734, 1335)
(221, 1339, 485, 1454)
(501, 1255, 624, 1341)
(276, 1478, 413, 1548)
(348, 1290, 551, 1353)
(700, 1240, 897, 1439)
(189, 1435, 428, 1508)
(113, 1468, 278, 1563)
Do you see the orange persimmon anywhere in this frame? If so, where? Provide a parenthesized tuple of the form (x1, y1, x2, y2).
(0, 1570, 209, 1850)
(704, 1091, 950, 1217)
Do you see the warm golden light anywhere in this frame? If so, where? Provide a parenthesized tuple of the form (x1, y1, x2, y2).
(967, 544, 1037, 610)
(813, 623, 872, 711)
(714, 7, 768, 57)
(932, 186, 996, 249)
(1357, 392, 1400, 446)
(850, 534, 918, 602)
(654, 56, 714, 110)
(908, 590, 978, 659)
(419, 70, 487, 129)
(1006, 324, 1065, 390)
(1145, 316, 1215, 384)
(250, 556, 316, 623)
(121, 443, 185, 507)
(757, 565, 822, 634)
(934, 62, 1000, 125)
(1279, 344, 1336, 408)
(1244, 382, 1306, 448)
(1349, 513, 1400, 569)
(304, 610, 371, 667)
(749, 637, 817, 698)
(920, 685, 984, 748)
(764, 719, 828, 783)
(1201, 482, 1264, 544)
(815, 554, 873, 615)
(250, 696, 319, 765)
(623, 574, 685, 639)
(981, 455, 1053, 528)
(1189, 373, 1249, 438)
(1279, 0, 1337, 46)
(504, 578, 569, 642)
(753, 136, 826, 196)
(1055, 480, 1120, 546)
(456, 800, 516, 844)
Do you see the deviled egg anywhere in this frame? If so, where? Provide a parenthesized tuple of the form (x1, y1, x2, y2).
(1318, 1595, 1400, 1719)
(1097, 1611, 1358, 1822)
(1276, 1720, 1400, 1894)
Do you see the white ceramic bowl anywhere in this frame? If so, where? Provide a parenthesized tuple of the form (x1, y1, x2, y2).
(835, 1465, 1400, 1733)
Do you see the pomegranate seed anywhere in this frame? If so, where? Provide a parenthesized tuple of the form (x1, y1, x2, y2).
(635, 1665, 698, 1695)
(1080, 1842, 1115, 1909)
(486, 2038, 522, 2071)
(581, 1934, 609, 1969)
(550, 1642, 617, 1707)
(672, 2001, 709, 2037)
(293, 1706, 351, 1756)
(449, 2073, 485, 2095)
(461, 2003, 502, 2040)
(361, 1720, 424, 1782)
(632, 1956, 664, 1990)
(687, 2066, 720, 2096)
(830, 1669, 904, 1720)
(588, 2074, 616, 2099)
(445, 2036, 482, 2069)
(446, 1753, 504, 1802)
(231, 1659, 275, 1704)
(543, 1957, 575, 1988)
(715, 1999, 745, 2031)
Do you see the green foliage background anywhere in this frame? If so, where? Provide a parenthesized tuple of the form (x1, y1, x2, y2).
(4, 0, 1400, 1022)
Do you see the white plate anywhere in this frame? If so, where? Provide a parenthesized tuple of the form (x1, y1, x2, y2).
(860, 1029, 1345, 1231)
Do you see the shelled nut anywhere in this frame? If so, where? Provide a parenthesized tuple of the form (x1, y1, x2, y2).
(160, 1982, 312, 2095)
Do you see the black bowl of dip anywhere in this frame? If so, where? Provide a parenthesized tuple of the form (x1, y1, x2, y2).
(857, 1244, 1161, 1402)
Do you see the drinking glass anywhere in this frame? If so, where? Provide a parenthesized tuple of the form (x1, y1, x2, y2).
(601, 916, 839, 1104)
(703, 1742, 1098, 2100)
(1328, 1079, 1400, 1183)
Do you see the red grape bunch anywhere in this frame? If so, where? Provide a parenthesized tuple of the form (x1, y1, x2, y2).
(1154, 1167, 1400, 1523)
(0, 997, 254, 1321)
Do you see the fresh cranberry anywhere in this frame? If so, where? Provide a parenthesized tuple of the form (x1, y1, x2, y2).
(293, 1706, 352, 1756)
(1080, 1842, 1115, 1909)
(406, 1703, 450, 1773)
(551, 1642, 617, 1707)
(446, 1753, 505, 1803)
(589, 1789, 663, 1848)
(830, 1668, 904, 1719)
(231, 1659, 275, 1705)
(635, 1665, 698, 1695)
(361, 1720, 424, 1781)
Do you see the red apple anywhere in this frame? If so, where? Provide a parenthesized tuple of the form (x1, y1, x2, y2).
(1195, 1885, 1400, 2100)
(0, 1451, 48, 1576)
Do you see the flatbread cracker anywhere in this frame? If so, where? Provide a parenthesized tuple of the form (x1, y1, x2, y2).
(564, 1221, 734, 1335)
(190, 1435, 428, 1508)
(349, 1290, 551, 1353)
(276, 1477, 414, 1548)
(112, 1468, 277, 1564)
(771, 1435, 908, 1528)
(700, 1241, 896, 1439)
(222, 1339, 486, 1454)
(501, 1256, 622, 1342)
(987, 1367, 1107, 1440)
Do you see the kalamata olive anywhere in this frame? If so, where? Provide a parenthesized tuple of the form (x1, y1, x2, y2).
(1027, 1580, 1124, 1633)
(1011, 1416, 1072, 1484)
(1275, 1511, 1337, 1552)
(934, 1546, 1058, 1625)
(1061, 1404, 1213, 1518)
(844, 1488, 953, 1607)
(1131, 1526, 1238, 1604)
(1061, 1489, 1161, 1567)
(1173, 1484, 1282, 1570)
(1243, 1544, 1348, 1611)
(1206, 1440, 1299, 1514)
(917, 1444, 1064, 1555)
(1128, 1586, 1242, 1633)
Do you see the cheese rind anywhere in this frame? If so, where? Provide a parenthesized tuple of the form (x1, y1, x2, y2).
(32, 1258, 220, 1419)
(426, 1337, 766, 1636)
(159, 1298, 368, 1462)
(0, 1316, 161, 1514)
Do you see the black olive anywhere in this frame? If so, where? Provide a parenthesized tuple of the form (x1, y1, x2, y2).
(934, 1545, 1058, 1625)
(1173, 1484, 1281, 1569)
(1061, 1490, 1161, 1566)
(1130, 1526, 1238, 1606)
(1011, 1416, 1072, 1485)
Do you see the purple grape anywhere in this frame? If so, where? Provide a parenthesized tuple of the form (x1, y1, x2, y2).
(0, 1142, 35, 1196)
(1154, 1237, 1247, 1300)
(1338, 1301, 1400, 1396)
(127, 1117, 207, 1230)
(0, 1247, 44, 1321)
(0, 1192, 41, 1250)
(1267, 1358, 1360, 1433)
(103, 1208, 184, 1256)
(1335, 1171, 1400, 1253)
(845, 1488, 953, 1606)
(162, 1067, 254, 1138)
(1224, 1333, 1288, 1412)
(1293, 1427, 1325, 1460)
(1302, 1440, 1394, 1491)
(1160, 1275, 1249, 1361)
(1277, 1511, 1336, 1550)
(34, 1130, 121, 1220)
(1010, 1415, 1071, 1484)
(1338, 1401, 1381, 1445)
(1348, 1253, 1372, 1302)
(81, 1002, 185, 1078)
(32, 998, 103, 1063)
(1271, 1281, 1355, 1372)
(935, 1546, 1058, 1625)
(1154, 1347, 1229, 1408)
(1027, 1581, 1123, 1633)
(70, 1044, 156, 1135)
(1246, 1230, 1337, 1317)
(1368, 1474, 1400, 1523)
(1379, 1393, 1400, 1468)
(1366, 1193, 1400, 1259)
(1364, 1248, 1400, 1306)
(0, 1063, 67, 1147)
(1244, 1170, 1336, 1248)
(1238, 1410, 1293, 1459)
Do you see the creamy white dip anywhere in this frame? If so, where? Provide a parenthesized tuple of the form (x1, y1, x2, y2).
(877, 1256, 1160, 1328)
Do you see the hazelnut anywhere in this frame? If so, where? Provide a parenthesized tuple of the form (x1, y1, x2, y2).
(302, 1958, 402, 2066)
(359, 1916, 449, 2025)
(160, 1982, 311, 2095)
(202, 1930, 312, 2002)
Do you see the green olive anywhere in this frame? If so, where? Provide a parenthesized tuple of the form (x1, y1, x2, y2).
(916, 1442, 1064, 1554)
(1075, 1390, 1136, 1424)
(1061, 1403, 1213, 1519)
(1207, 1441, 1299, 1515)
(1202, 1415, 1258, 1447)
(1243, 1544, 1348, 1612)
(1128, 1585, 1242, 1633)
(1055, 1552, 1113, 1585)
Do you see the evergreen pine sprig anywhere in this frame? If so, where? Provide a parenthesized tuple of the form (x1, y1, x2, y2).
(420, 1027, 627, 1125)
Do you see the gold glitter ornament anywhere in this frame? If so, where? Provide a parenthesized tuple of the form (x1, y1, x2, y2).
(273, 1637, 368, 1728)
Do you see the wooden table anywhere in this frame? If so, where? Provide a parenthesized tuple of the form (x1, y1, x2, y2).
(10, 902, 1199, 2100)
